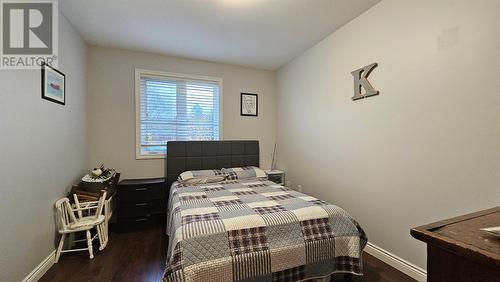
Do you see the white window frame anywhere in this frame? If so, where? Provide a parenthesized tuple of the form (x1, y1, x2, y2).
(135, 68, 223, 159)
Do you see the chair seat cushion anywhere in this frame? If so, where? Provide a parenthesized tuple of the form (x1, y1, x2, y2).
(68, 215, 105, 230)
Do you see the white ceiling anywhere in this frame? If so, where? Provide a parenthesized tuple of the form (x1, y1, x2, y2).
(60, 0, 380, 70)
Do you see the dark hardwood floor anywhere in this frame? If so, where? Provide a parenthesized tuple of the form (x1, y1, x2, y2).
(40, 228, 416, 282)
(40, 228, 166, 282)
(363, 252, 416, 282)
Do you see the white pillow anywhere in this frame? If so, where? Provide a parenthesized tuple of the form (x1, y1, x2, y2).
(178, 169, 226, 184)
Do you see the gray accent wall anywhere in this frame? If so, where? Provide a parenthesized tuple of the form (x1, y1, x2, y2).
(0, 14, 88, 281)
(276, 0, 500, 270)
(87, 46, 277, 179)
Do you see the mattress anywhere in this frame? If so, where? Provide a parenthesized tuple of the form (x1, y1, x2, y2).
(164, 178, 367, 281)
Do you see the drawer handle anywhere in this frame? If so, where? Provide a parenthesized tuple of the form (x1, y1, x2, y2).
(135, 188, 147, 191)
(135, 218, 148, 222)
(135, 203, 148, 206)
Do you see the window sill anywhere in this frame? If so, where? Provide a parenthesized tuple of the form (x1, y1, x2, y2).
(136, 154, 166, 160)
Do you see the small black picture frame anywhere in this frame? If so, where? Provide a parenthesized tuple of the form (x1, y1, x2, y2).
(41, 62, 66, 105)
(240, 93, 258, 117)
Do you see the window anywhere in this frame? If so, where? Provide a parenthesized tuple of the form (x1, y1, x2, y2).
(135, 69, 222, 158)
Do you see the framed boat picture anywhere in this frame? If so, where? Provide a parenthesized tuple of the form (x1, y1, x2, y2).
(41, 62, 65, 105)
(240, 93, 258, 116)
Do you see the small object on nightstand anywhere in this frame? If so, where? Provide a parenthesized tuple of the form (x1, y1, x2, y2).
(265, 169, 285, 185)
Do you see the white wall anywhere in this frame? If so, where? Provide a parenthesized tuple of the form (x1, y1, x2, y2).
(0, 15, 88, 281)
(277, 0, 500, 269)
(87, 46, 277, 179)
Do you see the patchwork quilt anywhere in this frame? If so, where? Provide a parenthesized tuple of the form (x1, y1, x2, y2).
(164, 178, 367, 282)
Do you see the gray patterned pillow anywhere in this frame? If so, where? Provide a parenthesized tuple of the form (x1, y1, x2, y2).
(221, 166, 266, 180)
(178, 169, 226, 184)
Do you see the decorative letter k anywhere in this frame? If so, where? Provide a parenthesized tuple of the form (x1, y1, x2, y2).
(351, 63, 379, 101)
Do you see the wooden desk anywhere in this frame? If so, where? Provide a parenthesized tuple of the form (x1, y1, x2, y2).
(411, 207, 500, 282)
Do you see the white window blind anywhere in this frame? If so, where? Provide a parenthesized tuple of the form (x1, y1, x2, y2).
(136, 70, 221, 158)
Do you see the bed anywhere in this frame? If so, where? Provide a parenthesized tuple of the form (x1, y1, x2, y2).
(163, 141, 367, 282)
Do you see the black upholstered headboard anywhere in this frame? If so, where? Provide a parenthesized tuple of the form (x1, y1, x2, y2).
(165, 140, 259, 188)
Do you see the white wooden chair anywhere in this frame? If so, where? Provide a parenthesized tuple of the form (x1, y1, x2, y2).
(54, 192, 107, 262)
(72, 193, 110, 251)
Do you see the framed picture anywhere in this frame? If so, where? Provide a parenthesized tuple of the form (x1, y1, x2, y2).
(41, 62, 65, 105)
(240, 93, 258, 116)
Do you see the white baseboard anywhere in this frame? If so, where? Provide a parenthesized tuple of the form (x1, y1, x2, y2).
(22, 250, 56, 282)
(364, 242, 427, 282)
(22, 243, 423, 282)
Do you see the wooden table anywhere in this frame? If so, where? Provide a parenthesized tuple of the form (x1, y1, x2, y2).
(411, 207, 500, 282)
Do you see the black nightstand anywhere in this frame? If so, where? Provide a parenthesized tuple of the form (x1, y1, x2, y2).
(115, 177, 166, 232)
